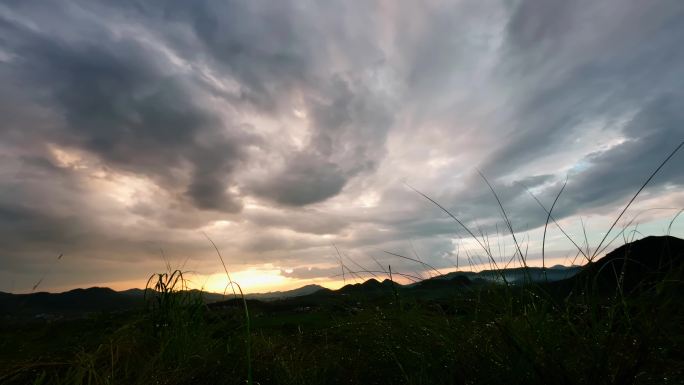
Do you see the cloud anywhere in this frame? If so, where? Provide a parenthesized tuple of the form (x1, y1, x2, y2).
(2, 11, 259, 212)
(481, 0, 684, 179)
(280, 266, 341, 280)
(556, 94, 684, 215)
(0, 0, 682, 292)
(249, 70, 398, 206)
(250, 152, 348, 206)
(245, 207, 349, 236)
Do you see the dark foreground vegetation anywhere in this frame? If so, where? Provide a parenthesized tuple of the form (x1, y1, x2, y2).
(1, 235, 683, 385)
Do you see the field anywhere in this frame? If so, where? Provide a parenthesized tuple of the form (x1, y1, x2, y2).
(1, 236, 683, 385)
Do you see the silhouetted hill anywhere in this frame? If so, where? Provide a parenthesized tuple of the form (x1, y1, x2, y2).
(338, 278, 398, 293)
(5, 237, 679, 318)
(570, 235, 684, 292)
(0, 284, 327, 318)
(412, 274, 471, 290)
(244, 284, 326, 300)
(0, 287, 145, 317)
(428, 265, 581, 284)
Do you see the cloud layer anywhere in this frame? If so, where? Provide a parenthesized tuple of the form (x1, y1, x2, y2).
(1, 0, 682, 292)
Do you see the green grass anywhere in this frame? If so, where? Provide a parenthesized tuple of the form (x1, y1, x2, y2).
(1, 266, 683, 385)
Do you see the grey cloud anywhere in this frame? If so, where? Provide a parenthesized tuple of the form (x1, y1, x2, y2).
(280, 266, 340, 280)
(170, 0, 318, 112)
(1, 3, 254, 213)
(506, 0, 576, 51)
(0, 155, 189, 269)
(241, 230, 326, 255)
(251, 152, 348, 206)
(0, 204, 82, 254)
(482, 0, 684, 179)
(128, 199, 228, 230)
(390, 0, 684, 253)
(246, 208, 348, 236)
(515, 174, 555, 189)
(251, 73, 397, 206)
(556, 95, 684, 215)
(0, 156, 95, 259)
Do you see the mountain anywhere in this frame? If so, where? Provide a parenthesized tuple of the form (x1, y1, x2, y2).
(0, 287, 145, 317)
(4, 236, 680, 318)
(568, 235, 684, 292)
(427, 265, 582, 284)
(328, 236, 683, 296)
(244, 284, 326, 300)
(412, 274, 472, 290)
(338, 278, 398, 293)
(0, 284, 326, 318)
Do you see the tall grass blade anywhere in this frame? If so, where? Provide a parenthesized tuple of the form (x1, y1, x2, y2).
(592, 140, 683, 260)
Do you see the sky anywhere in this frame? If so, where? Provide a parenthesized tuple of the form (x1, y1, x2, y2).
(1, 0, 683, 294)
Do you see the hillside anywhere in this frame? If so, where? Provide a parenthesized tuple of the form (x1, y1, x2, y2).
(569, 235, 684, 292)
(2, 235, 683, 384)
(2, 236, 681, 319)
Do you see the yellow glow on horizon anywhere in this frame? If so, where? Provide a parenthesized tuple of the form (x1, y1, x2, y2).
(200, 268, 290, 294)
(87, 272, 345, 295)
(187, 267, 355, 295)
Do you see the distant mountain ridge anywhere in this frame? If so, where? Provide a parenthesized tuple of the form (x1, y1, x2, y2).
(3, 235, 682, 317)
(429, 265, 582, 284)
(244, 284, 325, 300)
(0, 287, 144, 317)
(0, 284, 327, 317)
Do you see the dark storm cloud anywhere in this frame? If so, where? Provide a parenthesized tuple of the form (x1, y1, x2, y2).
(1, 0, 683, 292)
(481, 0, 684, 179)
(1, 8, 254, 212)
(506, 0, 576, 51)
(411, 0, 684, 242)
(162, 0, 319, 112)
(556, 95, 684, 216)
(0, 154, 94, 259)
(251, 152, 348, 206)
(0, 204, 81, 253)
(0, 152, 189, 269)
(250, 70, 397, 206)
(246, 208, 348, 236)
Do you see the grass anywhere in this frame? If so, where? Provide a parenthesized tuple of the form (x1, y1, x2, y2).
(1, 142, 683, 384)
(1, 249, 683, 384)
